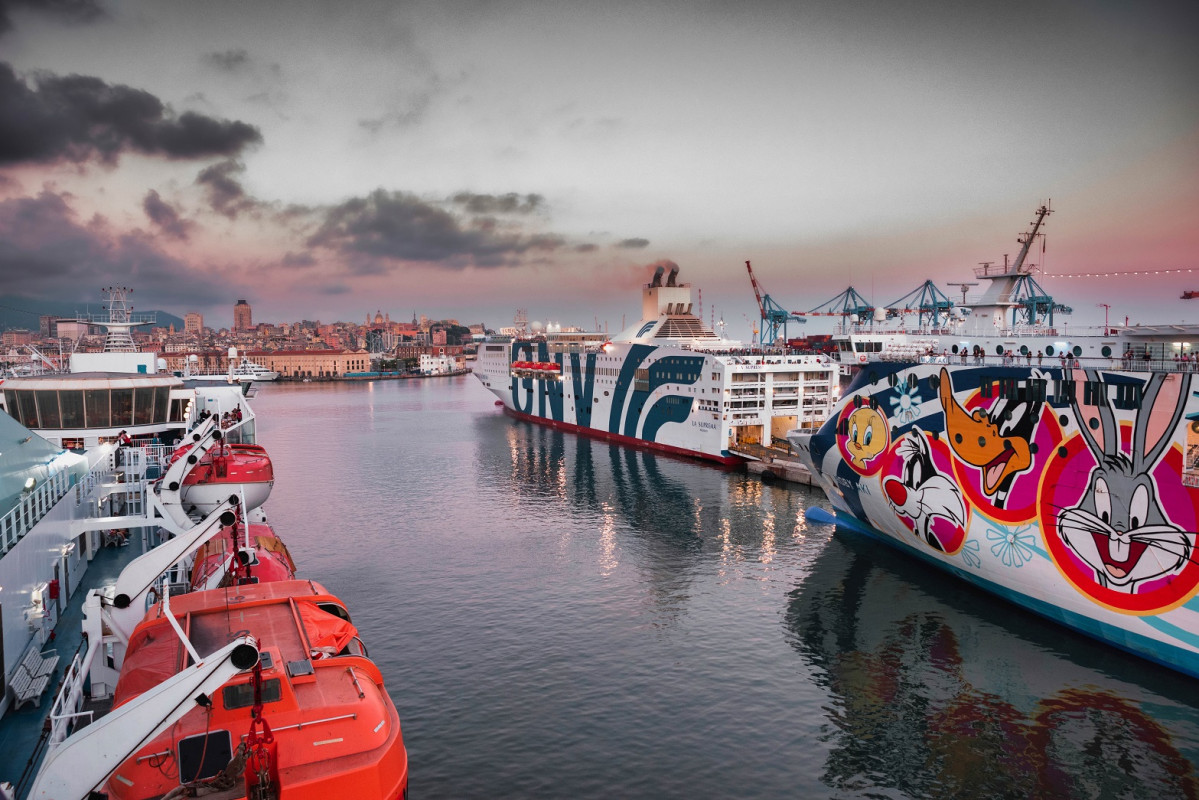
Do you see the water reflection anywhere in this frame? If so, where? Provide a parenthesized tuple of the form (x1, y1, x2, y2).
(480, 414, 826, 620)
(785, 532, 1199, 799)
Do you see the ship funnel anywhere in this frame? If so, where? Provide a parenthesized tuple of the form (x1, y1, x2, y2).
(666, 266, 679, 287)
(650, 266, 665, 287)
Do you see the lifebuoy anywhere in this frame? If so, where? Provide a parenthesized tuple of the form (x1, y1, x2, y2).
(858, 354, 867, 363)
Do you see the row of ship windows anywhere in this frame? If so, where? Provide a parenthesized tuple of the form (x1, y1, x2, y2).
(979, 377, 1143, 408)
(3, 388, 182, 429)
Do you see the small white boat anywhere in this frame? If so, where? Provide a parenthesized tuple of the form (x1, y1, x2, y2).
(182, 352, 278, 383)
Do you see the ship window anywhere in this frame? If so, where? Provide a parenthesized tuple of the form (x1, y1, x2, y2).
(134, 387, 154, 425)
(35, 391, 61, 429)
(156, 387, 170, 423)
(59, 391, 85, 428)
(1045, 346, 1055, 357)
(1054, 379, 1076, 403)
(1101, 345, 1112, 358)
(995, 345, 1005, 356)
(178, 731, 233, 783)
(222, 678, 283, 710)
(1114, 382, 1143, 410)
(110, 389, 134, 426)
(85, 389, 110, 428)
(5, 390, 26, 425)
(1073, 346, 1083, 357)
(18, 390, 39, 427)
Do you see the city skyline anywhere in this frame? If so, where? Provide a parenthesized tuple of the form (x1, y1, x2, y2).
(1, 0, 1196, 341)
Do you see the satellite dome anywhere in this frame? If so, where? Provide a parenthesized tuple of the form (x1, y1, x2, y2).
(531, 321, 544, 333)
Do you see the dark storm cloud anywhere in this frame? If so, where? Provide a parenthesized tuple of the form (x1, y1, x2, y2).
(203, 48, 251, 73)
(0, 62, 262, 166)
(142, 190, 193, 241)
(196, 159, 259, 219)
(616, 238, 650, 249)
(307, 189, 564, 271)
(574, 243, 598, 253)
(450, 192, 544, 215)
(0, 188, 227, 307)
(281, 251, 316, 268)
(0, 0, 106, 35)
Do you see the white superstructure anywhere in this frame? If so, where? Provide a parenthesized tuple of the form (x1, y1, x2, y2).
(475, 266, 839, 463)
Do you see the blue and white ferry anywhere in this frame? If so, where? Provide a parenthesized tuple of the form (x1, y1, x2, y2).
(474, 266, 839, 464)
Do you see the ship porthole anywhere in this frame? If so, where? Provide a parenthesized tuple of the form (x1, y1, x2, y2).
(1073, 346, 1083, 357)
(951, 344, 959, 354)
(995, 345, 1004, 356)
(1045, 346, 1055, 357)
(1102, 345, 1112, 357)
(1020, 345, 1029, 355)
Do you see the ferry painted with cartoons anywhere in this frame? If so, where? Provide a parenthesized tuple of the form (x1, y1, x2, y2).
(474, 265, 839, 464)
(791, 204, 1199, 678)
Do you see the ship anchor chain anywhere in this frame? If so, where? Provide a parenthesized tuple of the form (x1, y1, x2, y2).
(244, 658, 278, 800)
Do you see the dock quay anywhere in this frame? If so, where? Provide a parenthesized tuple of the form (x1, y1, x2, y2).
(730, 443, 816, 486)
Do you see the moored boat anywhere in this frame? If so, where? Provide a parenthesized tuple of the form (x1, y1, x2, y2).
(790, 204, 1199, 678)
(189, 520, 297, 590)
(167, 439, 275, 514)
(30, 579, 408, 799)
(474, 265, 840, 464)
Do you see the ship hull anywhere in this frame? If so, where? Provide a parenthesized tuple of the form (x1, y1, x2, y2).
(504, 405, 743, 466)
(476, 338, 835, 465)
(790, 360, 1199, 678)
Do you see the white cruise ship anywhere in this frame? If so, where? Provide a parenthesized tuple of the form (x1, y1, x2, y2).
(474, 266, 839, 464)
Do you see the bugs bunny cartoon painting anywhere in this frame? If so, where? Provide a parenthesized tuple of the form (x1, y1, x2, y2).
(1057, 368, 1195, 593)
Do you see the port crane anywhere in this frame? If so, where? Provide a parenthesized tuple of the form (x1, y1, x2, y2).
(804, 286, 876, 323)
(884, 280, 958, 329)
(744, 260, 805, 346)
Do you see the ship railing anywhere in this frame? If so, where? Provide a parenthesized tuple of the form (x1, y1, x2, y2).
(867, 352, 1199, 374)
(0, 469, 75, 557)
(47, 639, 92, 747)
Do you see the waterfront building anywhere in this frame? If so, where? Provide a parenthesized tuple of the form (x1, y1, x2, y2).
(247, 349, 371, 379)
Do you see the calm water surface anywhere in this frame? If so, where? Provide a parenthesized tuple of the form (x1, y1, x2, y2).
(251, 377, 1199, 799)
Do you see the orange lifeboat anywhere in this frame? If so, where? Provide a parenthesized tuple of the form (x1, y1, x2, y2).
(189, 522, 298, 591)
(104, 580, 408, 800)
(169, 442, 275, 512)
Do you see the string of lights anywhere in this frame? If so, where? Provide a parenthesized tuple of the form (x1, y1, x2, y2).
(1049, 268, 1194, 278)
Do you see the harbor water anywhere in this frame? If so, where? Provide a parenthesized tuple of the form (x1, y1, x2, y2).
(250, 376, 1199, 799)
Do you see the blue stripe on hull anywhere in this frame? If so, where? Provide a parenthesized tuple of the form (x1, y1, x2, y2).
(825, 510, 1199, 680)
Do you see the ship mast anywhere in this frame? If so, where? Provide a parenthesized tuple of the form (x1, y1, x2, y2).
(1011, 202, 1052, 275)
(86, 287, 156, 353)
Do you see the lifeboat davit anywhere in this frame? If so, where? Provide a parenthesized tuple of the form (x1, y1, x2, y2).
(169, 442, 275, 513)
(189, 522, 298, 591)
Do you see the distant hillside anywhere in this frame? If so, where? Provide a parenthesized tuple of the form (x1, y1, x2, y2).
(0, 296, 184, 333)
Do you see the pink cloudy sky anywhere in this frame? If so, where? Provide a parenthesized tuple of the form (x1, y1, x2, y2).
(1, 0, 1196, 336)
